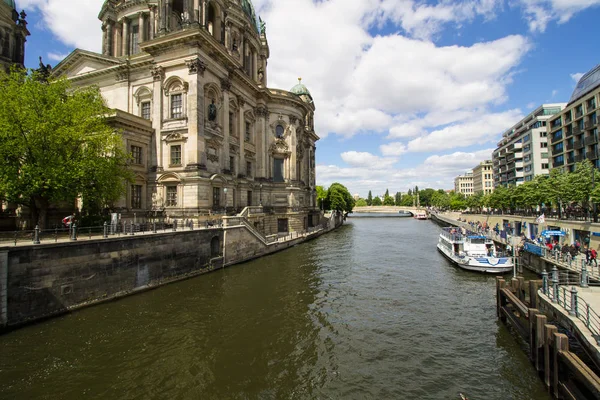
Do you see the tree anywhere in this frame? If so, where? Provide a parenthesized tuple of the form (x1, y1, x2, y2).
(394, 192, 402, 206)
(400, 194, 413, 206)
(384, 188, 389, 198)
(325, 182, 355, 213)
(367, 190, 373, 206)
(383, 194, 395, 206)
(0, 67, 132, 228)
(316, 185, 327, 210)
(355, 198, 367, 207)
(372, 196, 382, 206)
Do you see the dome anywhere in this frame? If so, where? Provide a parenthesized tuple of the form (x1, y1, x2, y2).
(290, 78, 313, 103)
(3, 0, 16, 8)
(241, 0, 260, 33)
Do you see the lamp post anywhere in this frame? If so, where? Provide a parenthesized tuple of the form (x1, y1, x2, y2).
(593, 164, 598, 223)
(259, 183, 262, 206)
(223, 187, 228, 213)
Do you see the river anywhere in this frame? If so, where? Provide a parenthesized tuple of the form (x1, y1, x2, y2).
(0, 215, 549, 399)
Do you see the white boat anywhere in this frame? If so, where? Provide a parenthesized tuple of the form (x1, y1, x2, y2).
(414, 211, 428, 220)
(437, 227, 513, 273)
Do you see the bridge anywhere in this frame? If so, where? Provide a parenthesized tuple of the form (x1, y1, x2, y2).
(352, 206, 426, 216)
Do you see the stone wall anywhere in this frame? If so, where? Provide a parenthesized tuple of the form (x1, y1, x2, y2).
(2, 228, 223, 329)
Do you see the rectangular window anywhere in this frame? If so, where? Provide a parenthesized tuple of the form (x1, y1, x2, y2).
(131, 184, 142, 209)
(247, 190, 252, 206)
(277, 218, 289, 233)
(273, 158, 284, 182)
(166, 186, 177, 206)
(141, 101, 151, 120)
(541, 152, 548, 158)
(131, 145, 142, 165)
(229, 112, 235, 136)
(542, 163, 549, 169)
(246, 161, 252, 177)
(213, 187, 221, 207)
(130, 24, 140, 55)
(170, 145, 181, 166)
(540, 142, 548, 148)
(229, 156, 235, 174)
(245, 122, 251, 142)
(171, 94, 182, 119)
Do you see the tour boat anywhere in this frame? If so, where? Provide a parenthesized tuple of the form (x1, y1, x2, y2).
(437, 227, 513, 273)
(414, 211, 428, 220)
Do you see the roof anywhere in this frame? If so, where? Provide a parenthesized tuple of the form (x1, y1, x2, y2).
(241, 0, 260, 33)
(290, 78, 313, 103)
(569, 64, 600, 104)
(3, 0, 15, 9)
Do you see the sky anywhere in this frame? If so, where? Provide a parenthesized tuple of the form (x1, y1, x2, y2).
(15, 0, 600, 198)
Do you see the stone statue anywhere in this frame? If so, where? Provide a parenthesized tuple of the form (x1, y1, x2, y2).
(208, 99, 217, 121)
(259, 17, 266, 35)
(37, 56, 52, 81)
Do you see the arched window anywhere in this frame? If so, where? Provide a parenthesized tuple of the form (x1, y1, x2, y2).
(276, 124, 284, 138)
(207, 3, 216, 36)
(211, 236, 220, 257)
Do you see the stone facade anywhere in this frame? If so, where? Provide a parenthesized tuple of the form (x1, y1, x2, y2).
(0, 0, 28, 71)
(53, 0, 320, 230)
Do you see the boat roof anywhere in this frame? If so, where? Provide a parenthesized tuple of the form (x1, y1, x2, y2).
(467, 235, 487, 239)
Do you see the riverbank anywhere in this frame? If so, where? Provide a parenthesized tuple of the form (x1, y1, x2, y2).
(0, 211, 344, 332)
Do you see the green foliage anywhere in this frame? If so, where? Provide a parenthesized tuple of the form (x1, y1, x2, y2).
(394, 192, 402, 206)
(0, 67, 132, 227)
(316, 185, 327, 209)
(384, 188, 389, 197)
(419, 188, 436, 206)
(372, 196, 382, 206)
(367, 190, 373, 206)
(325, 182, 355, 213)
(383, 194, 395, 206)
(355, 198, 367, 207)
(400, 194, 413, 206)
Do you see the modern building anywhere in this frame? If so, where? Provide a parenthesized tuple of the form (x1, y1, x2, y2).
(52, 0, 321, 232)
(549, 65, 600, 172)
(493, 103, 565, 187)
(0, 0, 28, 70)
(454, 172, 473, 197)
(472, 160, 493, 194)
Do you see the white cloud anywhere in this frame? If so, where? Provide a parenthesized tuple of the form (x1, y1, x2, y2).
(47, 52, 68, 62)
(516, 0, 600, 32)
(340, 151, 398, 168)
(571, 72, 584, 83)
(380, 142, 408, 157)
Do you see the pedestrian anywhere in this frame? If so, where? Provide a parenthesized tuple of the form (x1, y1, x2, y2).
(592, 248, 598, 268)
(586, 247, 591, 265)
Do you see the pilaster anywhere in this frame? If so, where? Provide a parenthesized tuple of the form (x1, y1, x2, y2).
(221, 78, 231, 174)
(122, 17, 130, 56)
(151, 65, 165, 171)
(238, 101, 246, 176)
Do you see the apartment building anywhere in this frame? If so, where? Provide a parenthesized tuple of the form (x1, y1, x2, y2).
(549, 65, 600, 172)
(472, 160, 494, 194)
(454, 172, 473, 197)
(493, 104, 565, 187)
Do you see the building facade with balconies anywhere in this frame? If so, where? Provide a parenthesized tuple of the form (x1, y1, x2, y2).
(472, 160, 494, 194)
(454, 172, 474, 197)
(493, 103, 565, 187)
(549, 65, 600, 173)
(52, 0, 321, 232)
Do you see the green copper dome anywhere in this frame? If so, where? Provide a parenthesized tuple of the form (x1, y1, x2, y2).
(3, 0, 16, 8)
(241, 0, 260, 33)
(290, 78, 313, 101)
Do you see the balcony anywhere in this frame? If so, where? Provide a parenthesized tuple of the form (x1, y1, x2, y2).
(573, 126, 581, 135)
(553, 160, 565, 168)
(575, 140, 585, 149)
(514, 161, 524, 168)
(551, 134, 563, 144)
(565, 128, 573, 138)
(576, 110, 584, 119)
(590, 151, 599, 161)
(585, 135, 598, 146)
(575, 154, 584, 162)
(585, 120, 594, 129)
(588, 103, 596, 113)
(567, 157, 575, 164)
(566, 141, 574, 150)
(506, 154, 515, 163)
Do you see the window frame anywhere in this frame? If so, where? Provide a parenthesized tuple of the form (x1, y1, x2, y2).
(166, 186, 178, 207)
(170, 144, 182, 166)
(131, 184, 142, 209)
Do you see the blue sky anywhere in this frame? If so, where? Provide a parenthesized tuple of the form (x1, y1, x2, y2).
(17, 0, 600, 197)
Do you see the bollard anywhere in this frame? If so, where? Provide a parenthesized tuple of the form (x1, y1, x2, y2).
(542, 269, 548, 295)
(581, 263, 589, 288)
(70, 224, 77, 241)
(552, 265, 559, 285)
(551, 275, 558, 304)
(153, 221, 157, 233)
(173, 219, 177, 232)
(33, 225, 40, 244)
(570, 287, 578, 317)
(103, 222, 108, 238)
(130, 220, 135, 236)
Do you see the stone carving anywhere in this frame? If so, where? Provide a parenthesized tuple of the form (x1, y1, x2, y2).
(259, 17, 266, 35)
(258, 69, 264, 84)
(297, 145, 304, 159)
(220, 77, 232, 92)
(244, 150, 255, 159)
(151, 65, 165, 81)
(116, 69, 128, 82)
(208, 99, 217, 121)
(270, 139, 290, 155)
(207, 153, 219, 163)
(256, 106, 268, 117)
(289, 116, 297, 125)
(186, 57, 206, 76)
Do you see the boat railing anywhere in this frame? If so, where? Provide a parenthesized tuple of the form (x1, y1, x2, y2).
(440, 229, 464, 242)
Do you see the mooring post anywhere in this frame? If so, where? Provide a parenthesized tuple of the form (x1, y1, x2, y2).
(103, 222, 108, 238)
(153, 221, 157, 233)
(552, 265, 558, 285)
(535, 313, 547, 372)
(553, 333, 569, 396)
(528, 308, 539, 360)
(70, 224, 77, 241)
(551, 274, 558, 304)
(33, 225, 40, 244)
(569, 287, 578, 317)
(544, 324, 558, 391)
(130, 220, 135, 236)
(581, 263, 589, 288)
(542, 269, 548, 295)
(173, 219, 177, 232)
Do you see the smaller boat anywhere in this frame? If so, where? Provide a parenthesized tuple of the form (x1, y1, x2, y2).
(437, 227, 513, 273)
(398, 210, 412, 217)
(413, 211, 428, 220)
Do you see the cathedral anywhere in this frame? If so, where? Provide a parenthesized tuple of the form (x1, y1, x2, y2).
(53, 0, 321, 233)
(0, 0, 28, 70)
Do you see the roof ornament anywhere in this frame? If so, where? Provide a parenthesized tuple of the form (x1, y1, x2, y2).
(259, 16, 266, 35)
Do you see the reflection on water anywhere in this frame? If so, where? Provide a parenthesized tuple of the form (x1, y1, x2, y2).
(0, 218, 549, 399)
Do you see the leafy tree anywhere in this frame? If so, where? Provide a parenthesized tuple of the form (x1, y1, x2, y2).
(383, 194, 395, 206)
(384, 188, 389, 198)
(325, 182, 355, 213)
(394, 192, 402, 206)
(400, 194, 413, 206)
(419, 188, 435, 206)
(0, 67, 132, 228)
(372, 196, 382, 206)
(431, 191, 450, 209)
(355, 198, 367, 207)
(367, 190, 373, 206)
(316, 185, 327, 210)
(407, 189, 412, 196)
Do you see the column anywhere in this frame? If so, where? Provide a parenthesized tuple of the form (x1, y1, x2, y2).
(102, 23, 108, 55)
(201, 0, 207, 28)
(122, 17, 130, 56)
(186, 73, 199, 167)
(289, 122, 297, 182)
(222, 90, 230, 172)
(239, 104, 246, 177)
(152, 69, 164, 170)
(149, 6, 156, 39)
(139, 12, 146, 42)
(116, 22, 123, 57)
(252, 51, 258, 82)
(107, 20, 114, 56)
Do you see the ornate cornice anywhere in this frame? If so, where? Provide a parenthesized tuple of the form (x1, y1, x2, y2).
(220, 77, 232, 92)
(186, 57, 206, 76)
(151, 65, 164, 81)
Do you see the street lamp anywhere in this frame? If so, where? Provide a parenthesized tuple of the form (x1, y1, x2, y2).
(259, 183, 263, 206)
(223, 187, 228, 213)
(593, 164, 598, 223)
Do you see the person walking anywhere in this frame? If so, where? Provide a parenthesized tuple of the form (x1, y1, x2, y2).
(592, 248, 598, 268)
